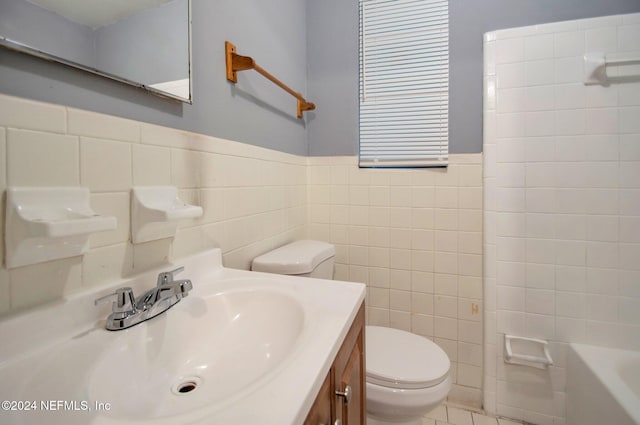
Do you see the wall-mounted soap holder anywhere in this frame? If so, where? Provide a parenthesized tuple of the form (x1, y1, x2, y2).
(131, 186, 203, 244)
(504, 334, 553, 370)
(5, 187, 117, 268)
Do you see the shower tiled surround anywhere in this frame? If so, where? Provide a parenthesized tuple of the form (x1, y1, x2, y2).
(307, 155, 484, 407)
(0, 93, 307, 313)
(484, 13, 640, 425)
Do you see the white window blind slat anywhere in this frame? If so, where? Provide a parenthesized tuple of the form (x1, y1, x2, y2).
(359, 0, 449, 168)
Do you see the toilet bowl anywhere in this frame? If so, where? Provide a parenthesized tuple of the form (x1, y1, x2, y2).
(252, 241, 451, 425)
(366, 326, 451, 425)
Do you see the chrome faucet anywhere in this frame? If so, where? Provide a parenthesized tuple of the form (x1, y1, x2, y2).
(95, 267, 193, 331)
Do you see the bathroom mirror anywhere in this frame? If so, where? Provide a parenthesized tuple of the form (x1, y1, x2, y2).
(0, 0, 191, 103)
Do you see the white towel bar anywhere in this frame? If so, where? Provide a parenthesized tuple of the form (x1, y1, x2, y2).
(584, 51, 640, 85)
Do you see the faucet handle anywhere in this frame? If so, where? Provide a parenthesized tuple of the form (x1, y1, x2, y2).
(157, 266, 185, 286)
(94, 287, 136, 314)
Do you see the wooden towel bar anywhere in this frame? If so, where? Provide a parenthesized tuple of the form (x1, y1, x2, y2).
(225, 41, 315, 118)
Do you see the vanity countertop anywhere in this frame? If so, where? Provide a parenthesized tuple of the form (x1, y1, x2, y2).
(0, 248, 366, 425)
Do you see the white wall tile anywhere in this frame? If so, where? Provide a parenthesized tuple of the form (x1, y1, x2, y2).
(554, 32, 585, 58)
(496, 139, 525, 163)
(587, 215, 619, 242)
(435, 295, 458, 318)
(68, 109, 139, 143)
(586, 241, 619, 268)
(7, 129, 79, 186)
(525, 34, 555, 61)
(526, 164, 555, 188)
(497, 261, 525, 287)
(10, 257, 82, 310)
(498, 88, 527, 113)
(620, 107, 640, 134)
(554, 57, 583, 84)
(555, 84, 586, 110)
(525, 289, 555, 314)
(620, 189, 640, 216)
(497, 63, 526, 89)
(434, 316, 458, 340)
(555, 291, 585, 318)
(586, 85, 618, 108)
(133, 144, 171, 186)
(89, 192, 130, 248)
(618, 83, 640, 107)
(586, 267, 619, 295)
(82, 244, 132, 289)
(620, 217, 640, 243)
(498, 286, 525, 311)
(459, 319, 483, 344)
(524, 137, 555, 162)
(620, 243, 640, 271)
(525, 60, 555, 86)
(0, 94, 66, 133)
(458, 363, 483, 388)
(586, 108, 619, 134)
(585, 26, 618, 52)
(525, 263, 555, 290)
(496, 38, 524, 64)
(80, 137, 132, 191)
(526, 188, 556, 213)
(525, 86, 555, 111)
(554, 110, 585, 135)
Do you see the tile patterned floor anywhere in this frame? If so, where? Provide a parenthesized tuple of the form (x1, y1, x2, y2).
(423, 404, 530, 425)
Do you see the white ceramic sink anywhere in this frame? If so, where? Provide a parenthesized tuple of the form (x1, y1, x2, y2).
(0, 249, 365, 425)
(90, 286, 305, 420)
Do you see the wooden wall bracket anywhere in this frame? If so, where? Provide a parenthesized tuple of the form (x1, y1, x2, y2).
(225, 41, 316, 119)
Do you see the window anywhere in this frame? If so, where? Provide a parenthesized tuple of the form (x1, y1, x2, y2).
(359, 0, 449, 168)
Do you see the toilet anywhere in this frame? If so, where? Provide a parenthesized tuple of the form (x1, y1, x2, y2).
(366, 325, 451, 425)
(252, 240, 451, 425)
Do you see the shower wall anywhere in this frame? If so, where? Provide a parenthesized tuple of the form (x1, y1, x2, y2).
(483, 13, 640, 425)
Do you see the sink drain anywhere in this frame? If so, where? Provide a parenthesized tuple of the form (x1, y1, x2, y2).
(178, 382, 197, 393)
(171, 376, 202, 396)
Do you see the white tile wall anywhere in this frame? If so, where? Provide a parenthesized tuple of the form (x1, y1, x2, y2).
(0, 93, 307, 315)
(0, 93, 485, 410)
(308, 154, 484, 407)
(484, 12, 640, 425)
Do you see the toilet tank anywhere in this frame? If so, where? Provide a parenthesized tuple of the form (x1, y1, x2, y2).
(251, 240, 335, 279)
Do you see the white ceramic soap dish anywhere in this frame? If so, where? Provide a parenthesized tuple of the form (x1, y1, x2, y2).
(5, 187, 117, 268)
(131, 186, 203, 244)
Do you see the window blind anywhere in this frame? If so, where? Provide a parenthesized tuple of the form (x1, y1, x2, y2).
(359, 0, 449, 168)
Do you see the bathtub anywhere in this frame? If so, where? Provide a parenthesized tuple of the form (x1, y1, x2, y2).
(567, 343, 640, 425)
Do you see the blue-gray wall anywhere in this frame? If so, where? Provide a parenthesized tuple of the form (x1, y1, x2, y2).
(96, 0, 189, 85)
(1, 1, 639, 156)
(307, 0, 640, 156)
(0, 0, 309, 156)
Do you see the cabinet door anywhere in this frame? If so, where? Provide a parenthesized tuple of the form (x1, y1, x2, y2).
(304, 372, 332, 425)
(334, 305, 366, 425)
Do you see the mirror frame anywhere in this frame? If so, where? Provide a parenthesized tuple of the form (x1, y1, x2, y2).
(0, 0, 192, 104)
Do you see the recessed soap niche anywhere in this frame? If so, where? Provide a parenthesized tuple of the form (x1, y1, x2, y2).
(4, 186, 204, 268)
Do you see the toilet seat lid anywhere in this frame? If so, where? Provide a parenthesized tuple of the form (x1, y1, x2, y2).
(251, 240, 334, 275)
(366, 326, 450, 389)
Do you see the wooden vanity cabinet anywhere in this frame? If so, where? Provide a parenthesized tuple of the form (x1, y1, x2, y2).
(304, 303, 366, 425)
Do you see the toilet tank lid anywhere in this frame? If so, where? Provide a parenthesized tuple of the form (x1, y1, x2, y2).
(251, 240, 335, 275)
(366, 326, 450, 389)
